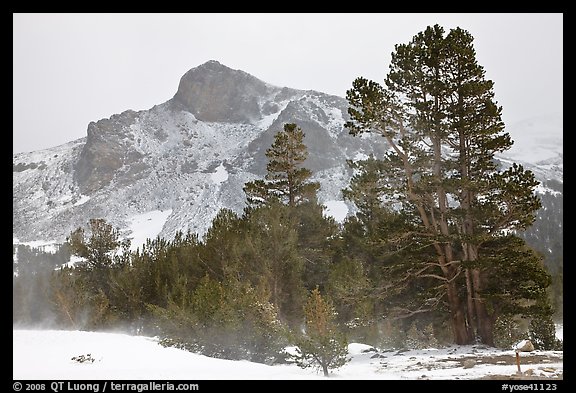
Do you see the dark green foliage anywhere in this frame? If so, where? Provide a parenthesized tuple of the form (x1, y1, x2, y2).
(326, 257, 371, 325)
(150, 275, 287, 363)
(344, 24, 547, 345)
(67, 218, 131, 271)
(494, 313, 563, 351)
(242, 202, 306, 324)
(528, 316, 563, 351)
(325, 255, 380, 346)
(340, 156, 446, 331)
(479, 235, 553, 318)
(293, 201, 339, 293)
(244, 123, 320, 208)
(493, 315, 527, 349)
(242, 123, 334, 324)
(200, 208, 246, 281)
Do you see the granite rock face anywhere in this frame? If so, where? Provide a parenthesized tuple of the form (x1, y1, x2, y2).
(174, 60, 281, 123)
(74, 110, 145, 194)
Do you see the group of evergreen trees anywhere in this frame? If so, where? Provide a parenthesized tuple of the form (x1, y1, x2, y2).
(13, 243, 71, 324)
(344, 24, 557, 347)
(13, 24, 562, 376)
(45, 122, 350, 374)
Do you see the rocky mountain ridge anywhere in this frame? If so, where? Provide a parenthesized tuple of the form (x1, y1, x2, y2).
(13, 61, 388, 245)
(13, 61, 562, 255)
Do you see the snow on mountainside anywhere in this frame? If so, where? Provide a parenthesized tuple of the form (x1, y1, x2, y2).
(505, 113, 562, 166)
(13, 60, 562, 252)
(13, 61, 387, 248)
(497, 113, 563, 187)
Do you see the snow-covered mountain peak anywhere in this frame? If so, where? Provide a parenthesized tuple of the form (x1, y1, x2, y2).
(12, 62, 562, 253)
(173, 60, 298, 124)
(12, 61, 389, 245)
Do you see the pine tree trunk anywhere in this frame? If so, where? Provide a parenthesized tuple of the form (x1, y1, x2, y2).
(466, 242, 495, 346)
(273, 278, 279, 314)
(322, 363, 329, 377)
(431, 138, 474, 345)
(446, 280, 473, 344)
(472, 268, 495, 346)
(465, 269, 476, 336)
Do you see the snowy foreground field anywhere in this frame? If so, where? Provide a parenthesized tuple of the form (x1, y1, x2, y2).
(13, 329, 563, 380)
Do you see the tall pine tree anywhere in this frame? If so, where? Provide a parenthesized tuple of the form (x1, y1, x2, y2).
(244, 123, 320, 208)
(346, 25, 543, 345)
(242, 123, 334, 325)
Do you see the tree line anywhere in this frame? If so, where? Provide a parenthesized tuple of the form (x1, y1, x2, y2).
(13, 25, 562, 375)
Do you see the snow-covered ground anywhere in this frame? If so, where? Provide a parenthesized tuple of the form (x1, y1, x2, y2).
(210, 162, 229, 184)
(126, 210, 173, 251)
(13, 329, 563, 380)
(323, 200, 349, 223)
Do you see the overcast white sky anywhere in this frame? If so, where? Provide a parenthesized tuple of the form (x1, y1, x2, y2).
(13, 13, 563, 154)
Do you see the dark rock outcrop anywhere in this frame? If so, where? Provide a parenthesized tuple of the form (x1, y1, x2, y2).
(174, 60, 276, 123)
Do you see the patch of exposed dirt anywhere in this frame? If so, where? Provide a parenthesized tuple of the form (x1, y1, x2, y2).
(478, 373, 563, 380)
(456, 353, 564, 380)
(450, 353, 563, 367)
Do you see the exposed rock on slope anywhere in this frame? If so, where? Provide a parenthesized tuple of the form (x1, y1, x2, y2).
(13, 61, 385, 244)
